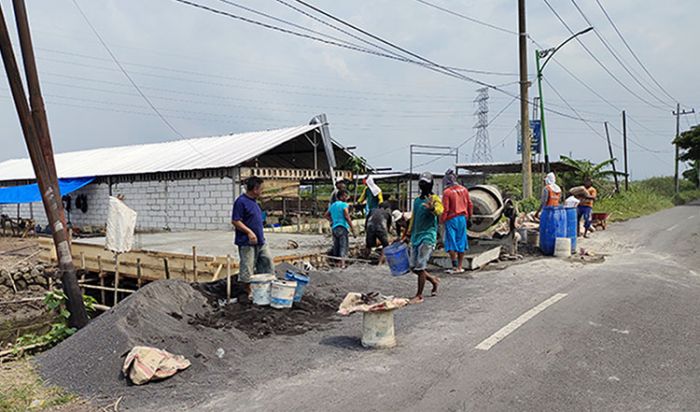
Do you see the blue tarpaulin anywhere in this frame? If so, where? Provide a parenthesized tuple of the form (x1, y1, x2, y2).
(0, 177, 95, 204)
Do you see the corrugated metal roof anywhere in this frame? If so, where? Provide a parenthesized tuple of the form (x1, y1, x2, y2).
(0, 124, 322, 181)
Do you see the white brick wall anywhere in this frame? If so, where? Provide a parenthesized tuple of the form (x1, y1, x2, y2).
(0, 175, 237, 232)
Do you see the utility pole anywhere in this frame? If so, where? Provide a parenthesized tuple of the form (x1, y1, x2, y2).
(673, 103, 695, 193)
(0, 3, 88, 327)
(604, 122, 620, 193)
(518, 0, 532, 198)
(622, 110, 629, 190)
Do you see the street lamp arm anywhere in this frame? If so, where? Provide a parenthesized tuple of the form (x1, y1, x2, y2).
(540, 26, 593, 72)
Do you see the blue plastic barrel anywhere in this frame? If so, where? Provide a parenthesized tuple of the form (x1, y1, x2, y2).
(383, 242, 410, 276)
(565, 207, 578, 254)
(539, 206, 567, 256)
(284, 271, 310, 302)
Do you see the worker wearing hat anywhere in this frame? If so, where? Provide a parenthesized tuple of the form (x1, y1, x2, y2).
(402, 172, 443, 303)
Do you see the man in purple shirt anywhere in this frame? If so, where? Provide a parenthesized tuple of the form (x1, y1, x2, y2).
(232, 176, 274, 296)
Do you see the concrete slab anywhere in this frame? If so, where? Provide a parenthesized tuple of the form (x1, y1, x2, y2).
(78, 231, 333, 259)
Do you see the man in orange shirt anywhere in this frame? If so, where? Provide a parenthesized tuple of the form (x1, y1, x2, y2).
(440, 170, 473, 273)
(577, 177, 597, 238)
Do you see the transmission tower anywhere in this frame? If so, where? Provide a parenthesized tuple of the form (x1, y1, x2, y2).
(472, 87, 492, 163)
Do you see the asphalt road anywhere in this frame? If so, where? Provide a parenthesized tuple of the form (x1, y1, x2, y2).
(202, 202, 700, 412)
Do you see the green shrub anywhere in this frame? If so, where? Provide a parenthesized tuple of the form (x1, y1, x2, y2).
(517, 197, 541, 213)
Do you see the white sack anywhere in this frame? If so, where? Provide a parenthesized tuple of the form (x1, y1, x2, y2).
(105, 196, 137, 253)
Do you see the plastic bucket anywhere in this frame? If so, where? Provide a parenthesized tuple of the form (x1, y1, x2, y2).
(565, 207, 578, 253)
(285, 271, 310, 302)
(361, 310, 397, 349)
(249, 274, 276, 306)
(384, 242, 410, 276)
(539, 206, 567, 256)
(554, 238, 572, 258)
(270, 279, 297, 309)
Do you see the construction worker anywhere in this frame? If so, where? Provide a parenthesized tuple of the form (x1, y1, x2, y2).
(440, 169, 473, 273)
(402, 172, 443, 304)
(536, 172, 562, 218)
(231, 176, 274, 298)
(357, 176, 383, 216)
(577, 177, 597, 238)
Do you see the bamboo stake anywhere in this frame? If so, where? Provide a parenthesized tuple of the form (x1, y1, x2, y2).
(212, 264, 223, 281)
(192, 246, 198, 283)
(97, 255, 105, 304)
(226, 254, 231, 302)
(79, 251, 85, 292)
(113, 253, 120, 305)
(163, 258, 170, 280)
(181, 259, 187, 282)
(136, 258, 142, 288)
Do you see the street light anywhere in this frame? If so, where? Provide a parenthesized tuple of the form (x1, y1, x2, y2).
(536, 26, 593, 172)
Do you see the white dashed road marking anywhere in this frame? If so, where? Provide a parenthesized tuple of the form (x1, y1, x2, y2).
(688, 215, 696, 220)
(666, 224, 679, 232)
(475, 293, 568, 351)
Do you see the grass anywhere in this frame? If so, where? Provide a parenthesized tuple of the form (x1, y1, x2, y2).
(0, 358, 79, 411)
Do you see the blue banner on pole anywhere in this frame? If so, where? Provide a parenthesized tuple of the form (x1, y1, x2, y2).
(517, 120, 542, 154)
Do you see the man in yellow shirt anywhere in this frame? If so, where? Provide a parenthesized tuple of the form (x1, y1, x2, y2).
(577, 177, 597, 238)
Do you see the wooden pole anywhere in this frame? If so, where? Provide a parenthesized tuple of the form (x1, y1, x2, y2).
(518, 0, 533, 198)
(226, 254, 232, 302)
(0, 2, 87, 328)
(163, 258, 170, 280)
(136, 258, 142, 289)
(113, 253, 120, 305)
(192, 246, 198, 283)
(97, 255, 105, 304)
(79, 251, 85, 291)
(604, 122, 620, 193)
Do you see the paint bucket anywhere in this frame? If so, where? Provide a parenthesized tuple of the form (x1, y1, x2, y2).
(526, 229, 539, 248)
(384, 242, 410, 276)
(539, 206, 567, 255)
(565, 207, 578, 253)
(285, 271, 310, 302)
(554, 237, 572, 258)
(361, 310, 397, 349)
(249, 274, 276, 306)
(270, 279, 297, 309)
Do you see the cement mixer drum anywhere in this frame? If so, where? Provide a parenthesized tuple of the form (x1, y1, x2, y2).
(468, 185, 505, 233)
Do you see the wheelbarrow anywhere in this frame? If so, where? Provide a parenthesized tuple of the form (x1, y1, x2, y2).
(591, 212, 610, 230)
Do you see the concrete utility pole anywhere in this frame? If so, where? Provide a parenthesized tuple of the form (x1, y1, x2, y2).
(673, 103, 695, 193)
(604, 122, 620, 193)
(518, 0, 532, 199)
(622, 110, 629, 190)
(0, 2, 88, 328)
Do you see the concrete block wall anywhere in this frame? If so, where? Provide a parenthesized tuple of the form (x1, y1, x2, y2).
(1, 176, 236, 232)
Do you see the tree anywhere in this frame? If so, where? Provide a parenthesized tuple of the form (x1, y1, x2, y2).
(675, 125, 700, 189)
(559, 155, 626, 193)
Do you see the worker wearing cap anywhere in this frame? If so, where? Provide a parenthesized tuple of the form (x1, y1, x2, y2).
(577, 177, 597, 238)
(440, 169, 473, 273)
(402, 172, 443, 304)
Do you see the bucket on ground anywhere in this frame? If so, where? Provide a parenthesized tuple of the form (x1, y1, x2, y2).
(539, 206, 567, 256)
(284, 271, 310, 302)
(565, 207, 578, 253)
(249, 274, 276, 306)
(554, 238, 572, 258)
(270, 279, 297, 309)
(384, 242, 410, 276)
(361, 310, 397, 349)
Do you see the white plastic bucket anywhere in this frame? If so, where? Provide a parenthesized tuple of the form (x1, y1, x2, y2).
(361, 310, 397, 349)
(270, 279, 297, 309)
(554, 237, 572, 258)
(249, 274, 276, 306)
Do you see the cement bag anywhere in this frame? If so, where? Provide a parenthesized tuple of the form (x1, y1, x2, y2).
(105, 196, 137, 253)
(122, 346, 190, 385)
(569, 186, 588, 197)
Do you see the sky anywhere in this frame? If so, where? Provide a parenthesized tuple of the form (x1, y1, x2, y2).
(0, 0, 697, 180)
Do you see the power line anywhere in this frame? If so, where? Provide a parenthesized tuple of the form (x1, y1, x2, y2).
(542, 0, 668, 111)
(593, 0, 678, 104)
(71, 0, 186, 138)
(568, 0, 673, 109)
(413, 0, 519, 36)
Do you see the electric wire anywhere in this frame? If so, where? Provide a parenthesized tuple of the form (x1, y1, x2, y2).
(568, 0, 674, 108)
(593, 0, 678, 104)
(542, 0, 668, 111)
(71, 0, 186, 139)
(413, 0, 519, 36)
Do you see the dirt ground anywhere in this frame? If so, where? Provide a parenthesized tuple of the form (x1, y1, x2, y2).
(0, 237, 42, 270)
